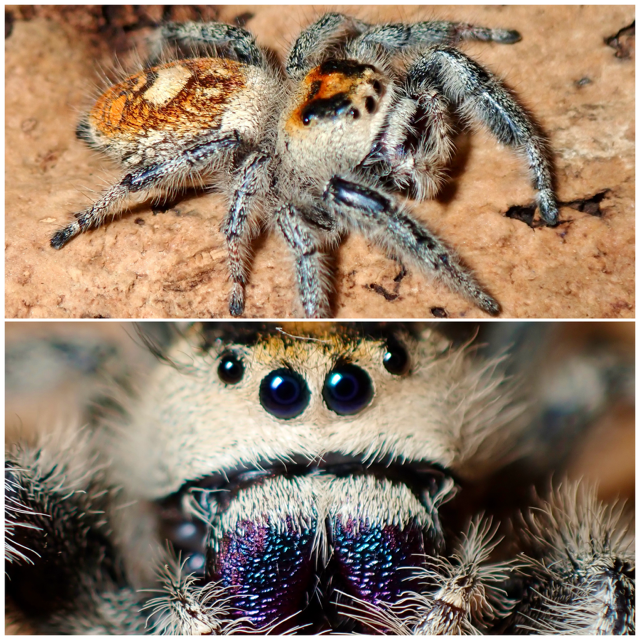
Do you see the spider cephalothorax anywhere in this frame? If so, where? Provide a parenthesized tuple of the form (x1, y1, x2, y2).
(51, 13, 559, 318)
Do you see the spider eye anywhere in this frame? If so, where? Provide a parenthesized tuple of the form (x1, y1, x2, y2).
(323, 364, 373, 415)
(383, 338, 410, 376)
(218, 352, 245, 384)
(365, 96, 376, 114)
(260, 369, 309, 419)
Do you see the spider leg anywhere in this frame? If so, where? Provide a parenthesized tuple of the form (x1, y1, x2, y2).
(407, 47, 558, 225)
(147, 21, 267, 68)
(348, 19, 521, 58)
(509, 483, 635, 635)
(51, 133, 239, 249)
(288, 13, 520, 77)
(362, 78, 454, 201)
(275, 203, 338, 318)
(5, 452, 146, 633)
(325, 176, 499, 315)
(221, 150, 271, 316)
(285, 12, 367, 77)
(409, 517, 515, 634)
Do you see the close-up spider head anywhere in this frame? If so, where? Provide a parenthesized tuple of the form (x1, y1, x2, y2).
(5, 321, 634, 634)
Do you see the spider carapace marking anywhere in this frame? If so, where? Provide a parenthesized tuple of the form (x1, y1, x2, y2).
(52, 14, 561, 318)
(287, 60, 386, 129)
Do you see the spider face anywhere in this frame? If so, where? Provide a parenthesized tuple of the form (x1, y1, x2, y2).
(5, 323, 635, 634)
(103, 323, 509, 633)
(52, 14, 559, 318)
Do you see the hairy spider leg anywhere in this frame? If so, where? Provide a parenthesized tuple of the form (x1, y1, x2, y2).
(51, 134, 239, 249)
(324, 176, 500, 315)
(221, 151, 272, 316)
(407, 47, 558, 224)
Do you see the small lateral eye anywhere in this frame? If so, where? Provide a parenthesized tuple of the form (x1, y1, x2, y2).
(323, 363, 373, 416)
(382, 338, 410, 376)
(218, 351, 245, 384)
(365, 96, 376, 114)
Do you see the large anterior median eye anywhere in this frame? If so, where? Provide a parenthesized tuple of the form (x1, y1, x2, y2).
(260, 369, 310, 419)
(323, 364, 373, 415)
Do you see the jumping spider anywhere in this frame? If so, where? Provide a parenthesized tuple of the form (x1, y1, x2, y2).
(6, 323, 634, 634)
(52, 13, 558, 317)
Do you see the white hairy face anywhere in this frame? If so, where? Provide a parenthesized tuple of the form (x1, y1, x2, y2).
(114, 323, 522, 498)
(100, 324, 526, 632)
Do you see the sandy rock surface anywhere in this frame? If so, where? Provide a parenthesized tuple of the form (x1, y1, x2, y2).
(5, 6, 635, 319)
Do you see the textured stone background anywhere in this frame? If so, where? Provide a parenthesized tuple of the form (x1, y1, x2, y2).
(5, 6, 635, 319)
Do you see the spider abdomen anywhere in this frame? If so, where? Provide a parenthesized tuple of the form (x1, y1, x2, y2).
(83, 58, 274, 164)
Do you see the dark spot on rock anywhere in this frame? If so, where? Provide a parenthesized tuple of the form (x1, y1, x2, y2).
(21, 118, 38, 134)
(563, 190, 610, 217)
(393, 266, 406, 283)
(152, 196, 183, 215)
(605, 20, 635, 59)
(5, 10, 15, 38)
(431, 307, 448, 318)
(367, 283, 398, 301)
(575, 76, 592, 88)
(506, 203, 537, 227)
(135, 218, 145, 225)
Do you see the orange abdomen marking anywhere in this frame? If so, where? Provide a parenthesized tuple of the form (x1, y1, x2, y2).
(90, 58, 248, 141)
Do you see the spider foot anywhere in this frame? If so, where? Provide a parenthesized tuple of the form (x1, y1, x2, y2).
(538, 190, 559, 226)
(229, 283, 246, 317)
(50, 222, 81, 249)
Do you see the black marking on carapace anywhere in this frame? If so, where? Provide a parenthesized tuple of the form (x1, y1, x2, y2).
(140, 69, 159, 94)
(307, 79, 322, 101)
(302, 93, 353, 124)
(319, 59, 376, 77)
(365, 96, 377, 114)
